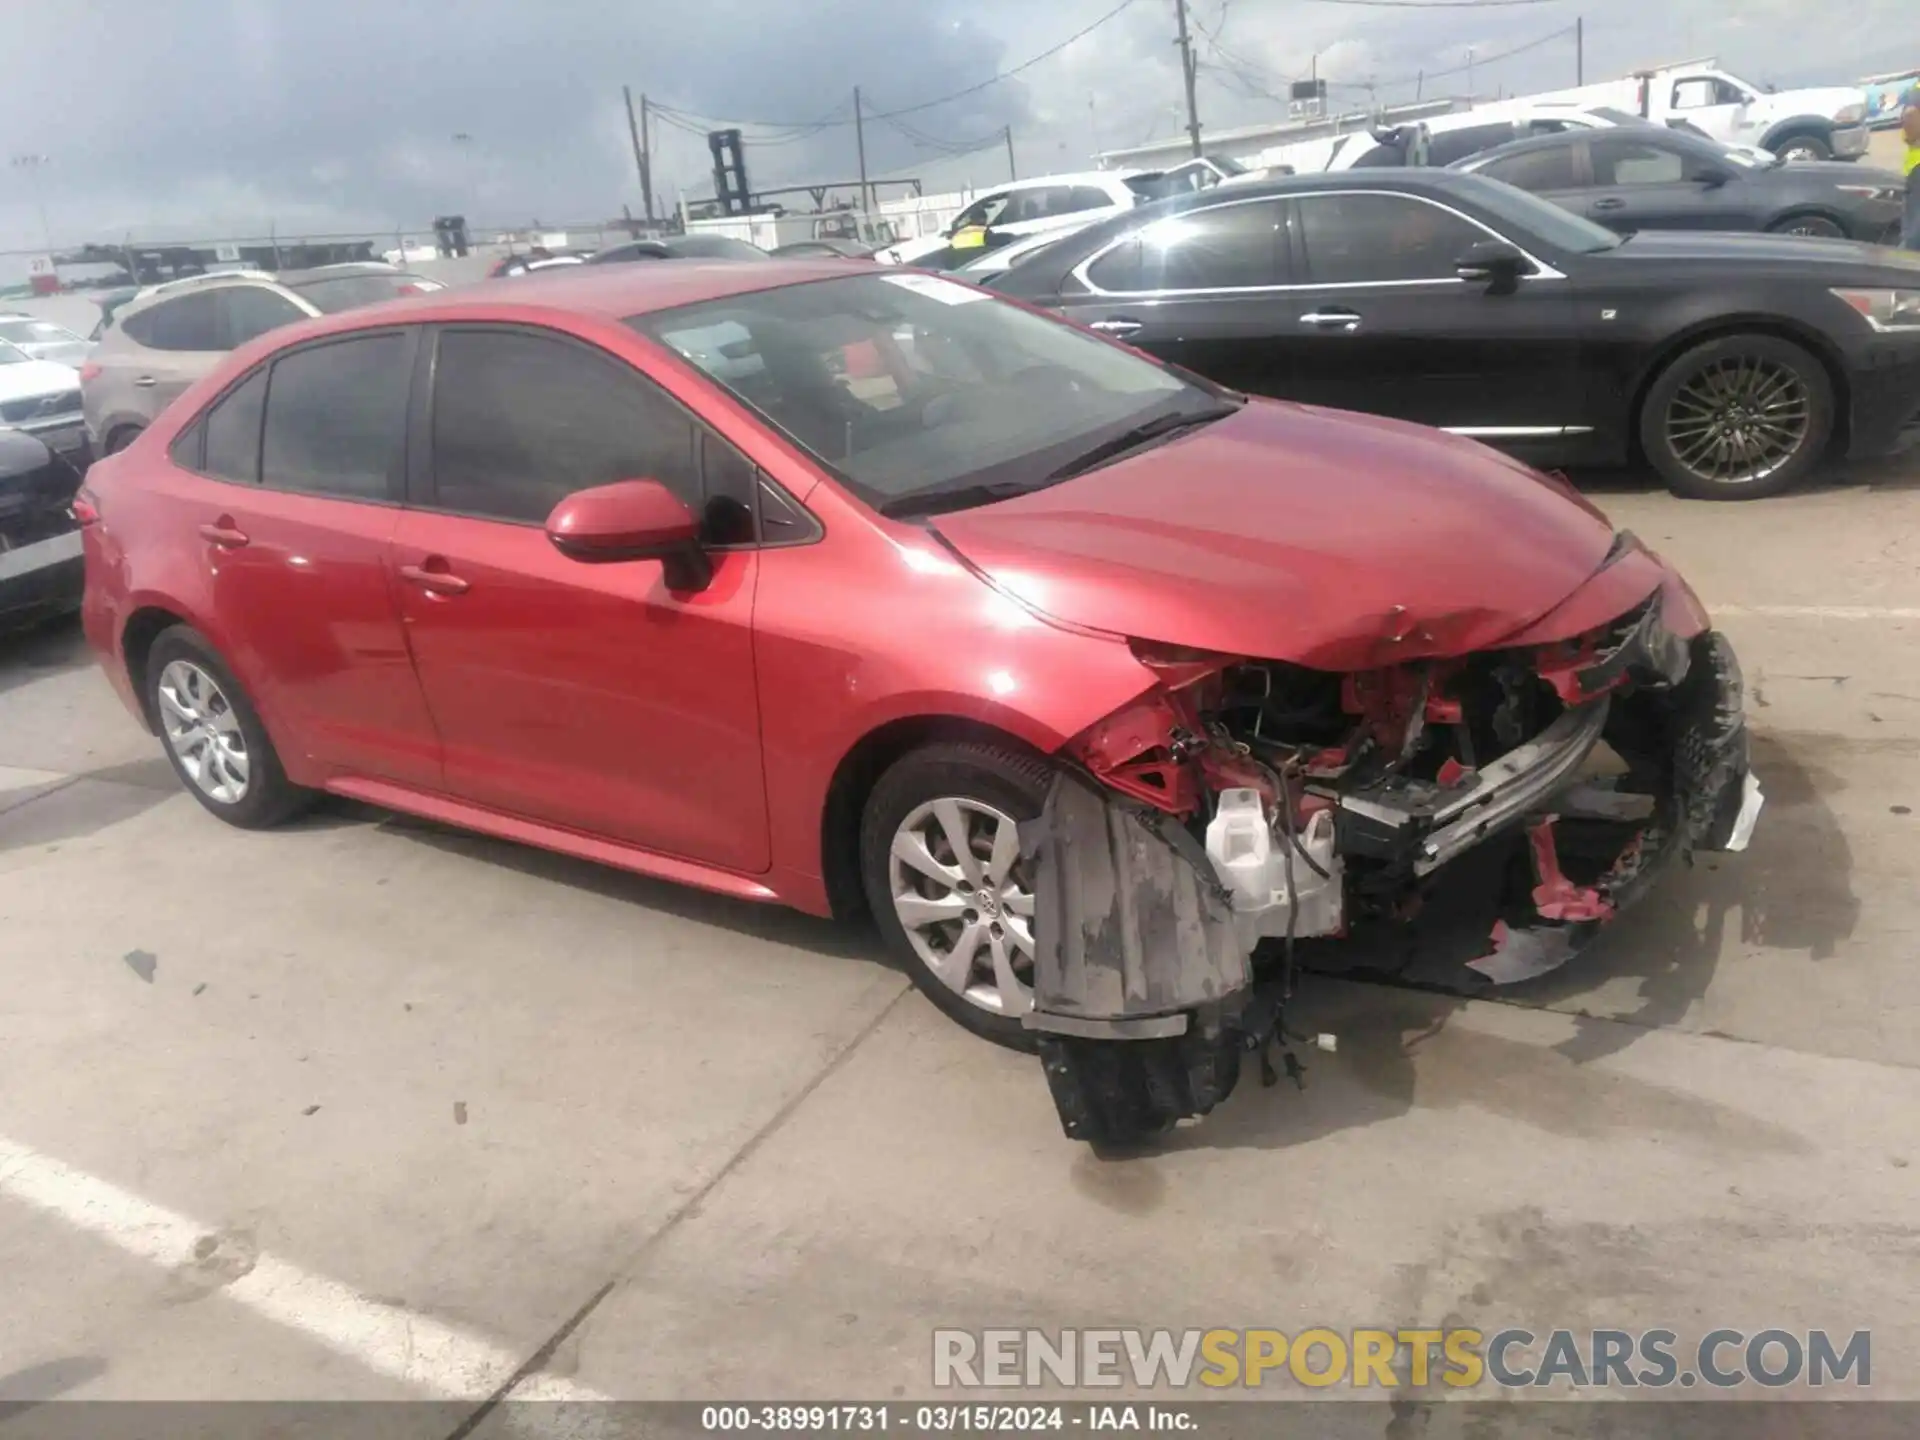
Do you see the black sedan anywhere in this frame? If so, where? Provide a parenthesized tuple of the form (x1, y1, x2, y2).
(586, 234, 769, 263)
(1454, 126, 1904, 243)
(0, 432, 84, 630)
(987, 170, 1920, 499)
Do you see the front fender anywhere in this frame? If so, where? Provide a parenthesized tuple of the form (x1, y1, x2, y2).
(1757, 115, 1835, 150)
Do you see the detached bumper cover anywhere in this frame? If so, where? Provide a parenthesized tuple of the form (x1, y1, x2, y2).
(1022, 626, 1759, 1143)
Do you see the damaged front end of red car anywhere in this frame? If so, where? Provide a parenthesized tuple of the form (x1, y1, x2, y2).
(1019, 576, 1763, 1146)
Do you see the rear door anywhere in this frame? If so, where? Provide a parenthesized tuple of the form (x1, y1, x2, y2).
(113, 292, 227, 419)
(1053, 196, 1293, 397)
(168, 329, 443, 785)
(1276, 189, 1583, 435)
(389, 324, 769, 872)
(1582, 132, 1751, 232)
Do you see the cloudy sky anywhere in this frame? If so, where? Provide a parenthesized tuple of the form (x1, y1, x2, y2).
(0, 0, 1907, 257)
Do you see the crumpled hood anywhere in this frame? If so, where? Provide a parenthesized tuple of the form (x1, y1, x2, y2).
(930, 399, 1656, 670)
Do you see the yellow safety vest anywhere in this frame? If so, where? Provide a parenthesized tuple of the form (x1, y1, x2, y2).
(1907, 144, 1920, 176)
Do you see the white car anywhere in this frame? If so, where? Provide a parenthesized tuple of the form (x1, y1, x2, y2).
(0, 315, 92, 369)
(0, 338, 85, 461)
(876, 171, 1152, 265)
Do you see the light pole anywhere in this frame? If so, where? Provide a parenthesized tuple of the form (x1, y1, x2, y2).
(10, 154, 54, 257)
(451, 133, 477, 220)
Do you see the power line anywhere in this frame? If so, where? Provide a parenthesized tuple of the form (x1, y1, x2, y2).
(642, 0, 1139, 132)
(1298, 0, 1566, 7)
(1324, 22, 1578, 90)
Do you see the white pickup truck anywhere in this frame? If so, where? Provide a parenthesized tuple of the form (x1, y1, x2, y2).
(1531, 60, 1871, 163)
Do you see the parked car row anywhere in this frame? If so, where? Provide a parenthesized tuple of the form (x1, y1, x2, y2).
(987, 169, 1920, 500)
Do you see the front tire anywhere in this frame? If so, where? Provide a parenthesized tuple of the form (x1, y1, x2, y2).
(1773, 133, 1832, 163)
(146, 624, 309, 828)
(860, 741, 1054, 1051)
(1639, 334, 1833, 500)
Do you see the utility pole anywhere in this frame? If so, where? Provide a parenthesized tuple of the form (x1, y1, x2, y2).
(1173, 0, 1202, 157)
(623, 88, 654, 225)
(1467, 47, 1476, 100)
(1576, 17, 1584, 85)
(853, 86, 872, 214)
(1004, 126, 1017, 181)
(1171, 0, 1203, 157)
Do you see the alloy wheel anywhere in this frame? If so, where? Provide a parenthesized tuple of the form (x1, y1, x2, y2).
(1664, 355, 1812, 487)
(888, 796, 1036, 1017)
(157, 659, 251, 804)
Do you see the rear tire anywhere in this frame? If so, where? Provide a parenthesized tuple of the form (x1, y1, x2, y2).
(146, 624, 310, 829)
(860, 741, 1055, 1051)
(1638, 334, 1832, 501)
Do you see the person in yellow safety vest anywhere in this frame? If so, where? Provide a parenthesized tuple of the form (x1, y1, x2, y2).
(1904, 87, 1920, 249)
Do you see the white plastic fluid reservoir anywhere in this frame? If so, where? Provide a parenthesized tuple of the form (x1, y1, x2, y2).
(1205, 788, 1273, 909)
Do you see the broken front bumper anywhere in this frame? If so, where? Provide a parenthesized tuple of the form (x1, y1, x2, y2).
(1022, 629, 1760, 1144)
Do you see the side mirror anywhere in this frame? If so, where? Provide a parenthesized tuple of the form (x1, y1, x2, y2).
(1699, 166, 1735, 188)
(1455, 239, 1532, 291)
(545, 479, 713, 591)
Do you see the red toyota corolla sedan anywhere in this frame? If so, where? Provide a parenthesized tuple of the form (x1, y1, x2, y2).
(78, 261, 1762, 1141)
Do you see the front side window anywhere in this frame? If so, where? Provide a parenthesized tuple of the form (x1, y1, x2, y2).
(428, 328, 712, 530)
(1590, 137, 1691, 186)
(261, 334, 410, 500)
(633, 272, 1203, 515)
(1087, 200, 1285, 292)
(222, 286, 307, 344)
(1296, 193, 1485, 284)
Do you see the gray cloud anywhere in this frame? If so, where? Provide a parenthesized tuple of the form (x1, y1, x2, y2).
(0, 0, 1900, 259)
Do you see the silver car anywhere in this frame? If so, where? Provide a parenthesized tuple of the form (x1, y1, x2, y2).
(81, 264, 442, 454)
(0, 339, 86, 462)
(0, 314, 92, 368)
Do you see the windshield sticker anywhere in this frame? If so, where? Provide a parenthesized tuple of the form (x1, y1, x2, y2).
(880, 273, 988, 305)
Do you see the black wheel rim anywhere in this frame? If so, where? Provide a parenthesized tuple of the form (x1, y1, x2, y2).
(1665, 356, 1810, 487)
(1785, 220, 1840, 237)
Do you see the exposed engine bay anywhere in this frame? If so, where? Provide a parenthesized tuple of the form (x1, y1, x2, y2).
(1021, 592, 1764, 1146)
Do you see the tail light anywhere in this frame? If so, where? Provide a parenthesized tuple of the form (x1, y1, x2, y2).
(72, 486, 100, 526)
(78, 361, 101, 384)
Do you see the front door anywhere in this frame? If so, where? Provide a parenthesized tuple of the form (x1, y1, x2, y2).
(1054, 196, 1295, 398)
(178, 328, 443, 786)
(1275, 189, 1582, 438)
(1582, 133, 1758, 234)
(391, 324, 770, 874)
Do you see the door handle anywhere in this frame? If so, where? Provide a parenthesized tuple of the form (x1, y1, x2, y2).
(1299, 309, 1362, 330)
(399, 562, 470, 596)
(197, 519, 249, 549)
(132, 376, 157, 388)
(1593, 197, 1627, 211)
(1089, 318, 1143, 338)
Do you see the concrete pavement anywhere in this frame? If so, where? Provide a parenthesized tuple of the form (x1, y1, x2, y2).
(2, 467, 1918, 1420)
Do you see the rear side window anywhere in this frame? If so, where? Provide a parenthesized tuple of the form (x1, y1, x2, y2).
(1087, 200, 1285, 292)
(1427, 123, 1521, 167)
(123, 292, 223, 351)
(202, 370, 269, 484)
(1295, 193, 1484, 284)
(1481, 144, 1582, 191)
(1068, 186, 1117, 213)
(427, 328, 709, 529)
(261, 334, 410, 500)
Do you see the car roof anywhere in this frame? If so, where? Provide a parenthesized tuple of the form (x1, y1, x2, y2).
(978, 171, 1138, 196)
(277, 262, 406, 283)
(299, 258, 867, 331)
(1453, 123, 1720, 169)
(116, 271, 299, 320)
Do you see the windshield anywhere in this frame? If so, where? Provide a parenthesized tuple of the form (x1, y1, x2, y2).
(289, 274, 427, 313)
(1211, 155, 1248, 176)
(1461, 176, 1623, 253)
(630, 272, 1207, 514)
(0, 340, 30, 365)
(0, 319, 80, 346)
